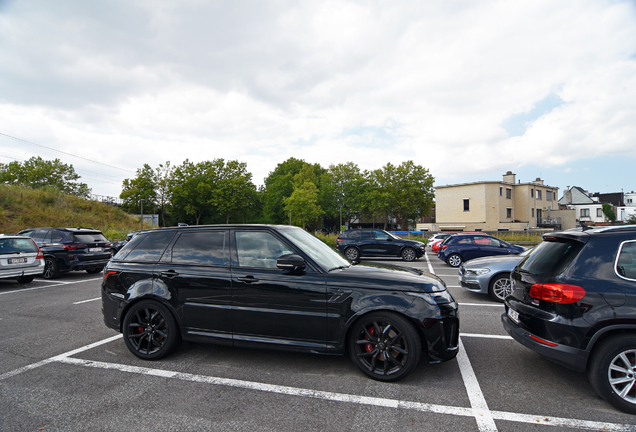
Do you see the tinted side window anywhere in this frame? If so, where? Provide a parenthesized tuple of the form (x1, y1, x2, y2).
(360, 231, 373, 240)
(374, 231, 390, 241)
(518, 239, 584, 276)
(171, 231, 227, 266)
(616, 241, 636, 280)
(346, 231, 360, 240)
(456, 237, 473, 244)
(50, 230, 64, 243)
(120, 232, 174, 262)
(32, 229, 49, 242)
(235, 231, 293, 268)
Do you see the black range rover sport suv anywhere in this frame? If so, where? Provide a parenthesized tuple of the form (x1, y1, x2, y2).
(502, 225, 636, 413)
(102, 224, 459, 381)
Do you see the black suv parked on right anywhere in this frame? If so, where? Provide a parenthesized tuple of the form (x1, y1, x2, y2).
(17, 227, 112, 279)
(502, 225, 636, 413)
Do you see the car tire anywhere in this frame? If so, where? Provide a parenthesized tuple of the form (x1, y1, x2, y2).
(122, 300, 181, 360)
(447, 254, 463, 267)
(86, 267, 104, 274)
(348, 311, 421, 382)
(345, 247, 360, 261)
(16, 275, 35, 284)
(489, 274, 512, 302)
(42, 257, 60, 279)
(588, 334, 636, 414)
(401, 247, 417, 262)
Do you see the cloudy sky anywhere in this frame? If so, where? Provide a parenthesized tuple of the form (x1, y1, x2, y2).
(1, 0, 635, 199)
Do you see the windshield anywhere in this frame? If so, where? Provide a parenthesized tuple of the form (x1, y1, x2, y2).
(280, 227, 350, 271)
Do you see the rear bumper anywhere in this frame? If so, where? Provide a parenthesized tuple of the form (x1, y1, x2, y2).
(501, 312, 589, 372)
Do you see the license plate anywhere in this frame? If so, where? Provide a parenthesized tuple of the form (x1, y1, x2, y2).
(507, 308, 520, 324)
(89, 247, 103, 252)
(8, 258, 28, 264)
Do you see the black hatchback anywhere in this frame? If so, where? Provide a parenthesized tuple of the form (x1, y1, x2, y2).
(17, 227, 112, 279)
(102, 225, 459, 381)
(336, 229, 426, 261)
(502, 225, 636, 413)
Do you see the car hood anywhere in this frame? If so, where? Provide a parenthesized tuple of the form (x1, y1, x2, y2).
(464, 254, 524, 268)
(326, 262, 446, 293)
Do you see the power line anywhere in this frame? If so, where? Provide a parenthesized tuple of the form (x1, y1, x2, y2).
(0, 132, 136, 174)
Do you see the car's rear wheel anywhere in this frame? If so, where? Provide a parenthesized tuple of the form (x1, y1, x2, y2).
(345, 247, 360, 261)
(489, 274, 512, 302)
(401, 247, 417, 262)
(348, 312, 421, 382)
(16, 275, 34, 284)
(447, 254, 462, 267)
(122, 300, 181, 360)
(588, 334, 636, 414)
(43, 257, 60, 279)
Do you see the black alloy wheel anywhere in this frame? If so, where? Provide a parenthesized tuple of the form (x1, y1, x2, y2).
(122, 300, 181, 360)
(401, 247, 417, 262)
(489, 274, 512, 302)
(589, 334, 636, 414)
(345, 247, 360, 261)
(447, 253, 463, 268)
(43, 257, 59, 279)
(348, 312, 421, 382)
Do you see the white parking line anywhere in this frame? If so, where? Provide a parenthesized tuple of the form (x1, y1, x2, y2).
(457, 337, 497, 431)
(458, 303, 504, 308)
(424, 251, 435, 273)
(1, 335, 634, 431)
(0, 277, 101, 295)
(73, 297, 101, 304)
(461, 333, 512, 340)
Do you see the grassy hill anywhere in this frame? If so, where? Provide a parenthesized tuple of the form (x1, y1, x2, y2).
(0, 185, 143, 241)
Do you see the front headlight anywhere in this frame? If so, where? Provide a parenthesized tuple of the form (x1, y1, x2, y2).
(406, 291, 454, 305)
(465, 268, 491, 276)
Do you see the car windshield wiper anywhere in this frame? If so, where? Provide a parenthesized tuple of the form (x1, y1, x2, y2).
(328, 265, 351, 272)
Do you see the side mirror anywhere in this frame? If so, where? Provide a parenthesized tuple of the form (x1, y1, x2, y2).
(277, 254, 306, 272)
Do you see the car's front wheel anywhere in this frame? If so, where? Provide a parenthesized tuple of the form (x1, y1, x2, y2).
(122, 300, 181, 360)
(43, 257, 60, 279)
(489, 274, 512, 302)
(401, 247, 417, 262)
(447, 253, 463, 267)
(348, 312, 421, 382)
(345, 247, 360, 261)
(588, 334, 636, 414)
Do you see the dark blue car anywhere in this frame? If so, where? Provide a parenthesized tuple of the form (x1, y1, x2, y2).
(437, 233, 524, 267)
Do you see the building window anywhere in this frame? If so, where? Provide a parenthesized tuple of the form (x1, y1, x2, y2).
(463, 199, 470, 211)
(499, 187, 502, 196)
(532, 208, 535, 217)
(597, 208, 603, 217)
(506, 208, 512, 218)
(536, 190, 542, 200)
(506, 188, 512, 199)
(628, 199, 633, 204)
(581, 209, 590, 217)
(546, 190, 553, 201)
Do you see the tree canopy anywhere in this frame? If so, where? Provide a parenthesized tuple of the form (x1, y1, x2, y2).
(0, 156, 91, 198)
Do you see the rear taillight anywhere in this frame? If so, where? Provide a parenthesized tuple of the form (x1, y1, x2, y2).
(529, 283, 585, 304)
(33, 241, 44, 259)
(442, 245, 448, 250)
(64, 244, 87, 250)
(337, 238, 343, 243)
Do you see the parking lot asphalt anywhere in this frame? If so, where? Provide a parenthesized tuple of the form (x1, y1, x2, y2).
(1, 253, 636, 432)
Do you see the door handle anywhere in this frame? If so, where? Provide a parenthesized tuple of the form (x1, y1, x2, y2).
(160, 270, 179, 279)
(237, 276, 259, 283)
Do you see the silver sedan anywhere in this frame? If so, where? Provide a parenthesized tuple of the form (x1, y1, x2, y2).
(457, 247, 533, 302)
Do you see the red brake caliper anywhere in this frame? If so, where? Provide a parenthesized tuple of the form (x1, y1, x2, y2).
(365, 326, 374, 352)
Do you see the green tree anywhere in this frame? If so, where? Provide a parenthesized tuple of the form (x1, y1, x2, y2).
(120, 164, 157, 214)
(154, 162, 174, 227)
(170, 159, 223, 225)
(284, 181, 323, 229)
(602, 203, 616, 222)
(262, 158, 323, 223)
(212, 160, 258, 224)
(321, 162, 366, 227)
(0, 156, 90, 197)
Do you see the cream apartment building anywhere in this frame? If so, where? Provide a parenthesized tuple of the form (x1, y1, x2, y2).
(418, 171, 575, 232)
